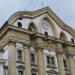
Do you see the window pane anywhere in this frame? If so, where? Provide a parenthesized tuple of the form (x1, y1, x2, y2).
(31, 53, 35, 64)
(32, 73, 36, 75)
(17, 22, 22, 27)
(18, 50, 22, 61)
(18, 70, 23, 75)
(51, 57, 55, 65)
(46, 56, 50, 64)
(63, 59, 67, 67)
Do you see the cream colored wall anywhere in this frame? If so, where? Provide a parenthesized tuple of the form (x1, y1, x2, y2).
(13, 14, 54, 36)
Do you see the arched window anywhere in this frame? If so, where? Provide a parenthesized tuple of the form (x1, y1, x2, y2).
(60, 31, 67, 41)
(28, 22, 37, 32)
(41, 17, 57, 37)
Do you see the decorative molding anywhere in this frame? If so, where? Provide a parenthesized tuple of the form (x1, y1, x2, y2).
(17, 65, 25, 69)
(56, 51, 64, 55)
(65, 52, 75, 57)
(31, 68, 38, 72)
(46, 69, 59, 74)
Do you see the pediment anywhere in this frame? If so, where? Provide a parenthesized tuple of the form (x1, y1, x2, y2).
(7, 7, 75, 38)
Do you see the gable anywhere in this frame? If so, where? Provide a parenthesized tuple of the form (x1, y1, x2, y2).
(6, 7, 75, 42)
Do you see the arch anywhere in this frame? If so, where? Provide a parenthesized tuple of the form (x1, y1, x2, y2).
(41, 17, 58, 37)
(60, 31, 68, 41)
(28, 22, 37, 33)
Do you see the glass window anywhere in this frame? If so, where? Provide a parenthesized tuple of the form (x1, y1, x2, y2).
(51, 57, 55, 65)
(32, 72, 36, 75)
(17, 50, 22, 61)
(18, 70, 23, 75)
(31, 53, 35, 64)
(46, 55, 56, 66)
(4, 68, 8, 75)
(46, 55, 50, 64)
(63, 59, 67, 67)
(60, 31, 67, 41)
(28, 23, 36, 32)
(17, 22, 22, 27)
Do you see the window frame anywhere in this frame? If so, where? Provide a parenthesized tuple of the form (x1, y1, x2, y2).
(46, 54, 56, 68)
(30, 51, 37, 65)
(17, 50, 23, 62)
(32, 72, 37, 75)
(18, 69, 24, 75)
(17, 22, 22, 28)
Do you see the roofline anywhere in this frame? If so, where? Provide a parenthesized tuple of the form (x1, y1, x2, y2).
(1, 7, 75, 37)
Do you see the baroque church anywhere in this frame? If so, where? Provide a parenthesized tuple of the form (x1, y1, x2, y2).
(0, 7, 75, 75)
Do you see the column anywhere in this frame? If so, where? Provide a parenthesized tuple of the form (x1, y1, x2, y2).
(24, 45, 31, 75)
(0, 50, 5, 75)
(56, 43, 65, 75)
(36, 48, 45, 75)
(66, 46, 75, 75)
(67, 55, 75, 75)
(8, 42, 16, 75)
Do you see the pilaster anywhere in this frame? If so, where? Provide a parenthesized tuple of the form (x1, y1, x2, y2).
(8, 42, 16, 75)
(36, 47, 45, 75)
(24, 44, 31, 75)
(66, 45, 75, 75)
(56, 43, 65, 75)
(35, 37, 45, 75)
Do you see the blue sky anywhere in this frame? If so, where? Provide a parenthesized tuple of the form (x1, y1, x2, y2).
(0, 0, 75, 29)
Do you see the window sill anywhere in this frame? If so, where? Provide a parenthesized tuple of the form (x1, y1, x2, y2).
(47, 64, 57, 69)
(65, 67, 70, 71)
(16, 61, 24, 64)
(31, 63, 37, 67)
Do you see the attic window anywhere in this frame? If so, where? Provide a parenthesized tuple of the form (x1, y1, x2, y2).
(17, 22, 22, 27)
(28, 23, 35, 31)
(45, 31, 48, 38)
(71, 38, 74, 43)
(60, 31, 67, 41)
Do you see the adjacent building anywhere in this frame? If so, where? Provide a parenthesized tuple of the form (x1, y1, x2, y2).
(0, 7, 75, 75)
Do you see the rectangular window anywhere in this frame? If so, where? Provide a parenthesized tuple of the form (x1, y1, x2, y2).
(4, 68, 8, 75)
(31, 53, 35, 64)
(17, 50, 22, 61)
(46, 55, 50, 64)
(63, 59, 67, 67)
(18, 70, 23, 75)
(32, 72, 36, 75)
(51, 57, 55, 65)
(46, 55, 56, 68)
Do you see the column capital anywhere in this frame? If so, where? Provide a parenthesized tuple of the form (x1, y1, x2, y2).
(66, 52, 75, 58)
(23, 43, 31, 48)
(8, 41, 16, 46)
(35, 46, 43, 52)
(56, 51, 64, 55)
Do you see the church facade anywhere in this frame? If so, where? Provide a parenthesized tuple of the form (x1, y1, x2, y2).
(0, 7, 75, 75)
